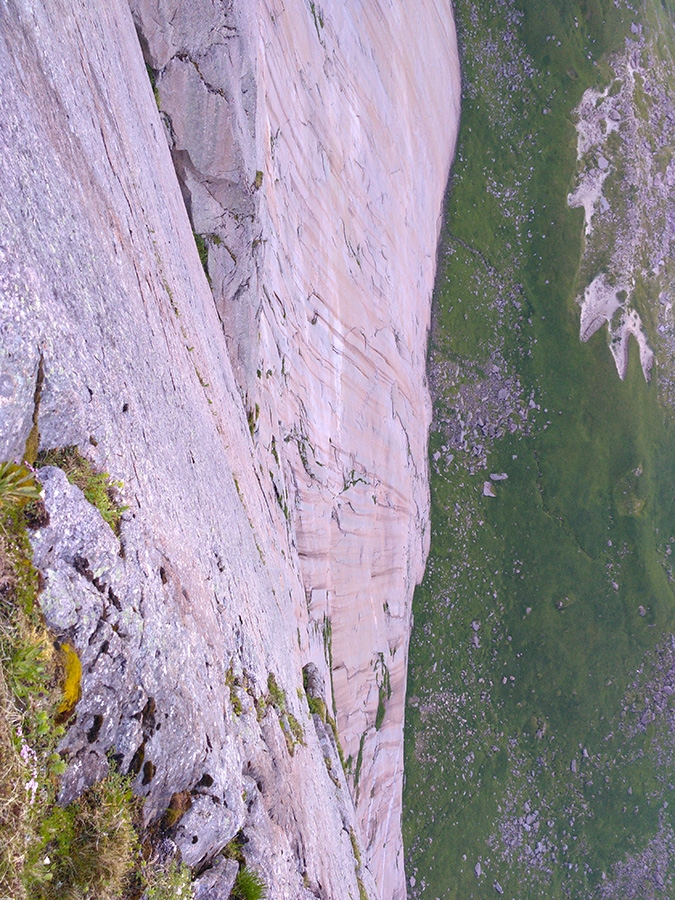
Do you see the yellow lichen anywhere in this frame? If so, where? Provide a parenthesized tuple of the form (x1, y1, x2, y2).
(57, 642, 82, 719)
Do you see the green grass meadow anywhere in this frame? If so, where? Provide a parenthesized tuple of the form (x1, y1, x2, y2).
(403, 1, 675, 897)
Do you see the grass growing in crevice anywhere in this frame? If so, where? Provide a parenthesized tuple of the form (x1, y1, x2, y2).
(225, 666, 244, 716)
(353, 732, 366, 796)
(193, 232, 210, 282)
(37, 446, 127, 534)
(373, 652, 391, 731)
(145, 64, 161, 108)
(263, 673, 305, 755)
(143, 859, 194, 900)
(302, 667, 348, 776)
(0, 484, 66, 899)
(193, 232, 222, 285)
(223, 835, 267, 900)
(0, 465, 194, 899)
(230, 866, 267, 900)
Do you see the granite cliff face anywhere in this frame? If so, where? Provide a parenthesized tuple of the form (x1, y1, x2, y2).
(0, 0, 459, 897)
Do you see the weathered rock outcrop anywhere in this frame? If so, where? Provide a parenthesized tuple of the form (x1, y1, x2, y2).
(0, 0, 459, 896)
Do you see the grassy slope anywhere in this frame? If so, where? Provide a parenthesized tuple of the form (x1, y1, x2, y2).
(404, 1, 675, 898)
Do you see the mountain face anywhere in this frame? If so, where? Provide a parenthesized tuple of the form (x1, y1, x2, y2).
(0, 1, 459, 897)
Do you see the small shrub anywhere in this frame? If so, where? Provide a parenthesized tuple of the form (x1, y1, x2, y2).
(231, 866, 267, 900)
(37, 446, 127, 533)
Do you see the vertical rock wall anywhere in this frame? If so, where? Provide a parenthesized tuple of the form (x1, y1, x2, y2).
(255, 6, 460, 895)
(1, 0, 460, 895)
(0, 1, 375, 897)
(130, 2, 460, 896)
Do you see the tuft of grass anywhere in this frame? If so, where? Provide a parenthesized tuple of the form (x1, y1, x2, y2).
(374, 653, 391, 731)
(145, 64, 161, 108)
(225, 666, 244, 716)
(0, 503, 64, 899)
(349, 828, 362, 869)
(36, 447, 127, 534)
(223, 832, 246, 865)
(0, 462, 42, 511)
(306, 694, 326, 722)
(24, 771, 140, 900)
(266, 673, 286, 713)
(143, 859, 194, 900)
(193, 232, 211, 284)
(231, 866, 267, 900)
(265, 674, 304, 754)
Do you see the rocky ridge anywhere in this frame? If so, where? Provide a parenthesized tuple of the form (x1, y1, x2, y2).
(0, 0, 459, 898)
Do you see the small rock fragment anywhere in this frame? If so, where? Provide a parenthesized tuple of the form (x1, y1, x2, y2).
(475, 862, 482, 877)
(193, 857, 239, 900)
(483, 482, 496, 498)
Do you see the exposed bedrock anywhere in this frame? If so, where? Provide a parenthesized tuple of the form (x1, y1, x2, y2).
(0, 0, 460, 896)
(130, 3, 460, 894)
